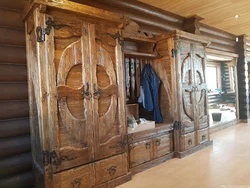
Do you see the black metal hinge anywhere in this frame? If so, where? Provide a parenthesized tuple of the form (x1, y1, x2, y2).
(106, 32, 124, 48)
(173, 121, 182, 130)
(36, 17, 70, 42)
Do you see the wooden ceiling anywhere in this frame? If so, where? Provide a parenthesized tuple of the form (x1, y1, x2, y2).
(138, 0, 250, 37)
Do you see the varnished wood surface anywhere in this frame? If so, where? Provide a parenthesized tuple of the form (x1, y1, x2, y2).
(0, 64, 27, 82)
(0, 45, 26, 64)
(0, 83, 28, 100)
(0, 171, 33, 188)
(139, 0, 250, 37)
(0, 27, 25, 46)
(0, 8, 24, 30)
(0, 100, 29, 119)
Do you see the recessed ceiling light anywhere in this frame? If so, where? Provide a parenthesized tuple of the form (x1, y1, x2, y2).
(234, 15, 239, 18)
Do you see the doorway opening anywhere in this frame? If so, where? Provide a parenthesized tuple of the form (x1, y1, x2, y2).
(206, 61, 237, 127)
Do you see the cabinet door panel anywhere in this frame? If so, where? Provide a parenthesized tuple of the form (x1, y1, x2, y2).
(154, 134, 173, 158)
(179, 43, 195, 134)
(55, 23, 93, 172)
(193, 45, 209, 129)
(92, 26, 126, 160)
(129, 140, 153, 168)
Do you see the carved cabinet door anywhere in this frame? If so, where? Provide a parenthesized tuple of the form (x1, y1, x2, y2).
(91, 26, 126, 160)
(193, 45, 209, 130)
(179, 43, 196, 134)
(55, 23, 94, 173)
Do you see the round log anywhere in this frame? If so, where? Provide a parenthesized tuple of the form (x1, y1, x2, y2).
(0, 0, 29, 11)
(93, 0, 184, 24)
(200, 23, 236, 41)
(0, 171, 33, 188)
(0, 152, 32, 178)
(0, 8, 24, 30)
(0, 27, 25, 46)
(208, 43, 236, 53)
(0, 100, 29, 120)
(0, 135, 31, 158)
(0, 83, 28, 100)
(0, 64, 27, 82)
(0, 45, 26, 64)
(0, 118, 30, 138)
(200, 31, 236, 47)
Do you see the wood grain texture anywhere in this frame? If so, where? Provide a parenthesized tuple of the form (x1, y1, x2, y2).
(138, 0, 250, 37)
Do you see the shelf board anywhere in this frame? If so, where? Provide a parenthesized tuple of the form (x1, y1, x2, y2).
(124, 50, 160, 58)
(123, 35, 157, 43)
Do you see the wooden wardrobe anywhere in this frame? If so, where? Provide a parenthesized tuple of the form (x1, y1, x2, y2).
(23, 0, 212, 187)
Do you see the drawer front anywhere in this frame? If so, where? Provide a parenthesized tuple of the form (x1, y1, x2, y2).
(53, 164, 95, 188)
(129, 139, 153, 168)
(197, 128, 209, 144)
(154, 133, 173, 158)
(94, 153, 128, 185)
(181, 131, 196, 151)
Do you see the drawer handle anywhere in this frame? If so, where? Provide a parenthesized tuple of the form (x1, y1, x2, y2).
(145, 143, 151, 150)
(71, 178, 82, 188)
(202, 135, 206, 141)
(188, 139, 192, 146)
(108, 166, 117, 176)
(156, 139, 161, 146)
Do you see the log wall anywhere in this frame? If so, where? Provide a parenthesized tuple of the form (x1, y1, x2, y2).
(0, 1, 33, 187)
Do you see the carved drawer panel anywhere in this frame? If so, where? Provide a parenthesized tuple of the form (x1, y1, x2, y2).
(154, 133, 173, 159)
(181, 131, 196, 151)
(53, 163, 95, 188)
(197, 128, 209, 144)
(129, 139, 154, 168)
(94, 153, 128, 185)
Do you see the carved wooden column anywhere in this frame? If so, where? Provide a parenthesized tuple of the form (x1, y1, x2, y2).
(237, 35, 250, 121)
(184, 15, 203, 35)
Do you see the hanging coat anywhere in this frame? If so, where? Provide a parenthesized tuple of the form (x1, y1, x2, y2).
(139, 64, 163, 123)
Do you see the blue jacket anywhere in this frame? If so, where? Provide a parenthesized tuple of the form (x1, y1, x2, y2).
(139, 64, 162, 123)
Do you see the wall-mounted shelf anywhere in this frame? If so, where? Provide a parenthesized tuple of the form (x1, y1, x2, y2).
(124, 50, 160, 58)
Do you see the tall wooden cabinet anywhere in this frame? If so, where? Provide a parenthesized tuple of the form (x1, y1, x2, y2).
(24, 1, 131, 187)
(156, 31, 213, 157)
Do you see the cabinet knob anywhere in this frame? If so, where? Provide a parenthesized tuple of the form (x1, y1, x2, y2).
(81, 82, 91, 99)
(93, 84, 102, 99)
(71, 178, 82, 188)
(145, 142, 151, 150)
(108, 166, 117, 176)
(188, 139, 192, 146)
(156, 139, 161, 146)
(202, 135, 206, 141)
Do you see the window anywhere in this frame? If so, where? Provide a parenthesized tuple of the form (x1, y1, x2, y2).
(229, 65, 235, 91)
(206, 64, 221, 91)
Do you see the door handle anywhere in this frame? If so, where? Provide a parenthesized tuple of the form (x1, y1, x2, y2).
(93, 84, 102, 99)
(81, 82, 91, 99)
(145, 142, 151, 150)
(156, 139, 161, 146)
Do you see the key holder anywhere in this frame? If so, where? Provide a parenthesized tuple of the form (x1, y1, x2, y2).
(36, 17, 70, 42)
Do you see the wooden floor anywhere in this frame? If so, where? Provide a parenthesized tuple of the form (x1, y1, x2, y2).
(118, 123, 250, 188)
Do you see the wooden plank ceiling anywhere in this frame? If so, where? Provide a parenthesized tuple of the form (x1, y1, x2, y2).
(138, 0, 250, 37)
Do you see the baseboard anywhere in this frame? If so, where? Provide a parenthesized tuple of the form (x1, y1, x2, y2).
(210, 119, 239, 134)
(175, 140, 213, 158)
(129, 152, 175, 175)
(94, 172, 132, 188)
(240, 119, 250, 123)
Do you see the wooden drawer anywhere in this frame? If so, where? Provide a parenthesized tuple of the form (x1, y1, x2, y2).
(197, 128, 209, 144)
(129, 139, 153, 168)
(94, 153, 128, 185)
(154, 133, 173, 158)
(53, 164, 95, 188)
(181, 131, 196, 151)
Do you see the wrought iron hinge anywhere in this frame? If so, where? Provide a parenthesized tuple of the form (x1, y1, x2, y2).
(171, 48, 178, 58)
(36, 17, 70, 42)
(106, 32, 124, 49)
(173, 121, 182, 130)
